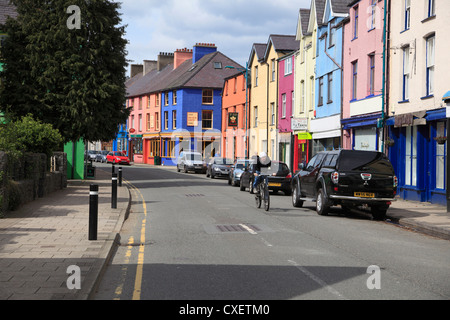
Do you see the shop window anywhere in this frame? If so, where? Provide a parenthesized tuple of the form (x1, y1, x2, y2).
(405, 126, 417, 186)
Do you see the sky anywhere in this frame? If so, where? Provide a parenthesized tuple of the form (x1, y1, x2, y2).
(118, 0, 311, 74)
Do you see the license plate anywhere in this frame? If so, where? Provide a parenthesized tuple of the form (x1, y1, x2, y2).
(269, 183, 281, 187)
(354, 192, 375, 198)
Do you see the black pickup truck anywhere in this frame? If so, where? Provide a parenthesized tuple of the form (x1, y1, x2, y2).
(291, 150, 398, 220)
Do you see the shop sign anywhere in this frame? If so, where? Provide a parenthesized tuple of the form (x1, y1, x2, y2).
(292, 118, 308, 131)
(228, 112, 238, 127)
(187, 112, 198, 126)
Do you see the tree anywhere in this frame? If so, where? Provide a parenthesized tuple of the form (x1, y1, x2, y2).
(0, 114, 63, 160)
(0, 0, 130, 143)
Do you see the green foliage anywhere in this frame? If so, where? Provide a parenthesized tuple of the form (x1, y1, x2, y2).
(0, 0, 130, 143)
(0, 114, 63, 160)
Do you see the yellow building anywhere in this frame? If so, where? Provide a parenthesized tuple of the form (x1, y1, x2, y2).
(293, 0, 326, 169)
(248, 35, 299, 160)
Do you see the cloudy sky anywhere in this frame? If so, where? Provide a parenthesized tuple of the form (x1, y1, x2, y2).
(119, 0, 311, 73)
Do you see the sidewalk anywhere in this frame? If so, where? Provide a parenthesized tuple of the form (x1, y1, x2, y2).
(0, 168, 130, 300)
(387, 197, 450, 241)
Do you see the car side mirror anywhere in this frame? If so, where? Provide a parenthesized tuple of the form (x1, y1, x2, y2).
(298, 163, 305, 171)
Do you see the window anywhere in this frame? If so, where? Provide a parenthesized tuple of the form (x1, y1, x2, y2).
(284, 57, 292, 75)
(428, 0, 435, 17)
(173, 90, 177, 105)
(310, 77, 314, 111)
(282, 94, 286, 119)
(139, 97, 142, 110)
(234, 78, 237, 93)
(214, 62, 222, 69)
(254, 106, 258, 127)
(370, 0, 377, 30)
(353, 6, 359, 39)
(172, 110, 177, 129)
(254, 66, 259, 87)
(156, 93, 160, 107)
(202, 89, 213, 104)
(405, 0, 411, 30)
(147, 95, 151, 109)
(426, 35, 435, 96)
(138, 114, 142, 132)
(131, 115, 135, 129)
(155, 112, 159, 130)
(368, 54, 375, 96)
(271, 103, 275, 125)
(318, 76, 324, 106)
(202, 110, 213, 129)
(327, 73, 333, 103)
(402, 46, 410, 100)
(405, 126, 417, 186)
(164, 111, 168, 130)
(164, 91, 169, 106)
(436, 122, 446, 189)
(146, 113, 151, 130)
(352, 61, 358, 100)
(329, 19, 336, 47)
(271, 59, 276, 81)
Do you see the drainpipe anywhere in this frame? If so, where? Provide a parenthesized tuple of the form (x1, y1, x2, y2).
(381, 0, 388, 153)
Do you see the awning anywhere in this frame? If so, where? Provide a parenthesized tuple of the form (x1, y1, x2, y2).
(341, 113, 381, 130)
(386, 108, 446, 126)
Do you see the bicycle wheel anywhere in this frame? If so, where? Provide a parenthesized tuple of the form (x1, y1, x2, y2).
(263, 183, 270, 211)
(255, 185, 262, 208)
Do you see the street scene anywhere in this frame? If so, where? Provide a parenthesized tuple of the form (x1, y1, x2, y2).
(0, 0, 450, 307)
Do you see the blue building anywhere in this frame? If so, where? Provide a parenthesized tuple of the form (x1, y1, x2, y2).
(310, 0, 349, 154)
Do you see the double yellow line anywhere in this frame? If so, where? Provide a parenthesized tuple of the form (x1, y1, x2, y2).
(122, 179, 147, 300)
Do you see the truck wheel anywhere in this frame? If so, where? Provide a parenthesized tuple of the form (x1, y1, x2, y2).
(371, 205, 387, 220)
(316, 188, 329, 216)
(292, 183, 304, 208)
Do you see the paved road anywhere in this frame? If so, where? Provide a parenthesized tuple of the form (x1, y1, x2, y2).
(93, 164, 450, 300)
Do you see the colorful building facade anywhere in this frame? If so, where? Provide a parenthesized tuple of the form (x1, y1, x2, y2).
(341, 0, 385, 152)
(386, 0, 450, 205)
(222, 71, 250, 160)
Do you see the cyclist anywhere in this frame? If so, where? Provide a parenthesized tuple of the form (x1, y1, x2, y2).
(251, 152, 271, 194)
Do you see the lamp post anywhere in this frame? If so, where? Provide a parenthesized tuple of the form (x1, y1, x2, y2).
(225, 63, 250, 158)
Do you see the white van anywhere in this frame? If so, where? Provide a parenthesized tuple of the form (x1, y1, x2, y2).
(177, 151, 206, 173)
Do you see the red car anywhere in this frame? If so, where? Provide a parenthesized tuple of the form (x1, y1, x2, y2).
(106, 151, 130, 165)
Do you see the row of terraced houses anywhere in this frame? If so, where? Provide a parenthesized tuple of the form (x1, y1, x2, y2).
(123, 0, 450, 205)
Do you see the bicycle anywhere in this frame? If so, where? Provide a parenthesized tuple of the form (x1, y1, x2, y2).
(255, 174, 270, 211)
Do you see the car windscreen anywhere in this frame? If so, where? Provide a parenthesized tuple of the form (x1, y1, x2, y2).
(261, 163, 289, 174)
(214, 158, 233, 165)
(338, 151, 394, 174)
(187, 154, 202, 161)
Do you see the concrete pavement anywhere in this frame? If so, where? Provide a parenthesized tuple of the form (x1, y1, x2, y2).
(0, 168, 130, 300)
(0, 163, 449, 300)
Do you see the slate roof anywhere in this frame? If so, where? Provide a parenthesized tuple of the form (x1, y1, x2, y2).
(330, 0, 351, 14)
(264, 35, 300, 60)
(126, 51, 243, 98)
(0, 0, 17, 25)
(299, 9, 311, 35)
(314, 0, 327, 27)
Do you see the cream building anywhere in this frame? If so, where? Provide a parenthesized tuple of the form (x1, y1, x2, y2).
(387, 0, 450, 204)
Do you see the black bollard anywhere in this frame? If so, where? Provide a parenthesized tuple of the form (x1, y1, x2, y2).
(112, 164, 115, 174)
(112, 173, 118, 209)
(118, 167, 123, 187)
(89, 184, 99, 241)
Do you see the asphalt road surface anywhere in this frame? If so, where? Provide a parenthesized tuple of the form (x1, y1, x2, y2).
(93, 163, 450, 301)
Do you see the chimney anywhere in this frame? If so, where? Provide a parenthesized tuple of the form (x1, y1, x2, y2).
(143, 60, 157, 75)
(157, 52, 174, 71)
(130, 64, 143, 78)
(192, 43, 217, 64)
(174, 48, 193, 69)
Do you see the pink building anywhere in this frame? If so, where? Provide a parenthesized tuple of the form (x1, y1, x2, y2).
(278, 53, 295, 164)
(342, 0, 385, 151)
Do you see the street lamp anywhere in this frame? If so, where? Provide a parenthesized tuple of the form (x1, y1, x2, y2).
(225, 63, 250, 158)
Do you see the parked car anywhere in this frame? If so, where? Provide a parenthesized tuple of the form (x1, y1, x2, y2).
(95, 150, 109, 163)
(291, 150, 398, 220)
(106, 151, 130, 165)
(87, 150, 99, 161)
(239, 161, 292, 195)
(177, 151, 206, 173)
(206, 157, 234, 178)
(228, 158, 255, 186)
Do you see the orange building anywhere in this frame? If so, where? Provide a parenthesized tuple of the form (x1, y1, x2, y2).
(221, 71, 250, 160)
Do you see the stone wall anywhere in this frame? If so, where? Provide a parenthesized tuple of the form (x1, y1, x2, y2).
(0, 151, 67, 217)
